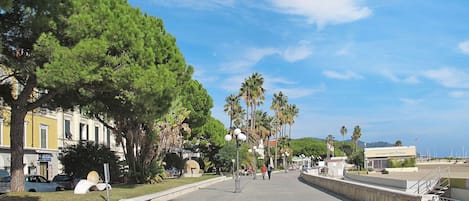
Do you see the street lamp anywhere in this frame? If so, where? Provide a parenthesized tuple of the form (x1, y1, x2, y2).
(282, 151, 289, 173)
(225, 128, 247, 193)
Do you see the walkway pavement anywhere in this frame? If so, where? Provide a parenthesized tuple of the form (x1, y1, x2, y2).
(170, 170, 350, 201)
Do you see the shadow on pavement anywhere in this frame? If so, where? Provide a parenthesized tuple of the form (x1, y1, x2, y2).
(297, 177, 351, 201)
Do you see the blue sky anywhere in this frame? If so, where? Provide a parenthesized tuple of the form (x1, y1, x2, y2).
(128, 0, 469, 157)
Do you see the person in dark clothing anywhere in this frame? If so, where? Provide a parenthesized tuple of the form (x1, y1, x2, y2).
(267, 164, 273, 180)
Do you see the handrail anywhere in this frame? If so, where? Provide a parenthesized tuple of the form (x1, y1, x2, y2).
(408, 167, 450, 194)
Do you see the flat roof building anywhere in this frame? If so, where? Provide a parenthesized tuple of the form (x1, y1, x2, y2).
(364, 146, 416, 171)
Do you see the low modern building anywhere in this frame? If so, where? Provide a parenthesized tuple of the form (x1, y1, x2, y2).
(364, 146, 416, 171)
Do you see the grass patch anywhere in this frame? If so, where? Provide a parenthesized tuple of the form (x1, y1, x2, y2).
(0, 175, 218, 201)
(449, 178, 467, 189)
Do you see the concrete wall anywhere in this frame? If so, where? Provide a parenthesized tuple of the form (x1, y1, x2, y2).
(344, 172, 408, 191)
(301, 173, 422, 201)
(451, 188, 469, 201)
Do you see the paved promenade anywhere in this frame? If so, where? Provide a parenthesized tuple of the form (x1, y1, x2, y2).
(171, 170, 350, 201)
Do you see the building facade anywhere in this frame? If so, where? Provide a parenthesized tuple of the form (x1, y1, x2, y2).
(364, 146, 417, 171)
(0, 108, 123, 180)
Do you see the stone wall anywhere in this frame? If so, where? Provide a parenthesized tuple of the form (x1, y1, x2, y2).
(301, 173, 422, 201)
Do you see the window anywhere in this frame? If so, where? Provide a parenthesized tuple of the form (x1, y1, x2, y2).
(106, 128, 111, 147)
(40, 124, 48, 149)
(79, 123, 84, 140)
(64, 120, 71, 139)
(95, 126, 99, 145)
(79, 123, 88, 141)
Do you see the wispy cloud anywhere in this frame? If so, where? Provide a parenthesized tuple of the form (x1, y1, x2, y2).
(336, 44, 352, 55)
(221, 42, 312, 72)
(400, 98, 423, 105)
(449, 91, 468, 98)
(281, 41, 312, 62)
(275, 85, 325, 99)
(221, 47, 279, 72)
(380, 70, 420, 84)
(423, 68, 469, 89)
(458, 40, 469, 54)
(153, 0, 235, 9)
(268, 0, 372, 29)
(323, 70, 363, 80)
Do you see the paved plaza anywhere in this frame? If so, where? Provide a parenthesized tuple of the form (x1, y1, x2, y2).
(171, 170, 350, 201)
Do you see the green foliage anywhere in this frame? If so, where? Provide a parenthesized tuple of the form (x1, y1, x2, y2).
(216, 143, 248, 172)
(290, 138, 325, 157)
(349, 150, 364, 168)
(180, 80, 213, 130)
(59, 142, 121, 182)
(387, 157, 416, 168)
(189, 117, 227, 171)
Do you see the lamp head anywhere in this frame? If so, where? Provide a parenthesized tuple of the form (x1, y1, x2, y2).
(234, 128, 242, 136)
(224, 134, 232, 142)
(238, 133, 247, 141)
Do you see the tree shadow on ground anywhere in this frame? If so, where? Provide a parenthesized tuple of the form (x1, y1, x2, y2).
(297, 177, 351, 201)
(0, 195, 40, 201)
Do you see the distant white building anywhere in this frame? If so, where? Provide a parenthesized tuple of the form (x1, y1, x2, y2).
(364, 146, 416, 171)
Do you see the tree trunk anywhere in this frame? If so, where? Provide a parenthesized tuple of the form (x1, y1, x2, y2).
(10, 107, 27, 192)
(274, 132, 278, 168)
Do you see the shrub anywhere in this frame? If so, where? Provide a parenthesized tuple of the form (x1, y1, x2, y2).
(59, 142, 122, 183)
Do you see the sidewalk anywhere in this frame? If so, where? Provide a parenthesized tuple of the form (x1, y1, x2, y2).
(119, 176, 230, 201)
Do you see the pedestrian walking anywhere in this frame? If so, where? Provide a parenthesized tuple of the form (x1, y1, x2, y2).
(261, 164, 267, 180)
(267, 164, 273, 180)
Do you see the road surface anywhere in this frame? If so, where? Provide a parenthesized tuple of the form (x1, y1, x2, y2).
(171, 170, 350, 201)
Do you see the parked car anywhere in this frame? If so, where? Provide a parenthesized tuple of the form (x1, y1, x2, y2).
(52, 174, 78, 190)
(0, 175, 64, 193)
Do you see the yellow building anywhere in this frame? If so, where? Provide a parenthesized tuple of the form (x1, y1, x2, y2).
(0, 108, 124, 180)
(0, 109, 60, 180)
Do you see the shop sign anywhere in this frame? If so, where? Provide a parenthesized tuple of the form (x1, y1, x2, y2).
(38, 153, 52, 162)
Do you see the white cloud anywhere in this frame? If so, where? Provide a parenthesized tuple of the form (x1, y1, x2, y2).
(275, 86, 324, 99)
(281, 42, 312, 62)
(399, 98, 423, 105)
(336, 45, 351, 55)
(423, 68, 469, 89)
(221, 47, 279, 72)
(449, 91, 467, 98)
(458, 40, 469, 55)
(380, 70, 420, 84)
(402, 76, 420, 84)
(269, 0, 372, 29)
(323, 70, 363, 80)
(221, 42, 312, 72)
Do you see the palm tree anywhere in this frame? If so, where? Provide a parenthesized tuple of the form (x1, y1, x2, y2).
(224, 94, 239, 129)
(394, 140, 402, 146)
(351, 125, 362, 152)
(285, 104, 299, 139)
(271, 91, 288, 167)
(340, 126, 347, 153)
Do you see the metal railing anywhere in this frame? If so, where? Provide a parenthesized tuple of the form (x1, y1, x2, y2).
(408, 167, 450, 195)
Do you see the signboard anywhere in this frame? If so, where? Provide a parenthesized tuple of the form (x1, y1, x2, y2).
(38, 153, 52, 162)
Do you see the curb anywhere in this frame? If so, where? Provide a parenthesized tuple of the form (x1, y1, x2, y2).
(119, 176, 228, 201)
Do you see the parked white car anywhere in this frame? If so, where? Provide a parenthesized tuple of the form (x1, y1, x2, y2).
(0, 175, 64, 193)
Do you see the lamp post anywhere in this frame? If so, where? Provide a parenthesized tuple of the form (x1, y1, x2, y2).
(225, 128, 247, 193)
(282, 151, 289, 173)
